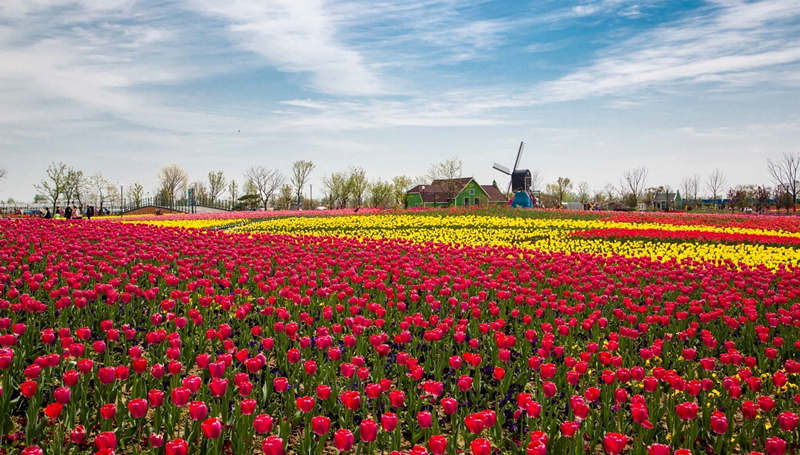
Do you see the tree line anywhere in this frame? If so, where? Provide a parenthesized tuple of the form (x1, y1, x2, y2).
(29, 159, 461, 212)
(535, 152, 800, 212)
(21, 152, 800, 213)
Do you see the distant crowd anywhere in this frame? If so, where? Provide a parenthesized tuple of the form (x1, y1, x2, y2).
(38, 205, 109, 219)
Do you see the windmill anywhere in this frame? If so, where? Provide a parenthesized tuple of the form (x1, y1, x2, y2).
(493, 141, 534, 207)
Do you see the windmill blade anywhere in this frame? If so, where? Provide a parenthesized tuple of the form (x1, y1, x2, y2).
(492, 163, 511, 175)
(512, 141, 525, 173)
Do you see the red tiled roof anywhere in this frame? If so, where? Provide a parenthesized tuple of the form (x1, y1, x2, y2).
(481, 184, 506, 202)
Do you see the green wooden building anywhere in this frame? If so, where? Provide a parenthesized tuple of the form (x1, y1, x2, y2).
(406, 177, 507, 208)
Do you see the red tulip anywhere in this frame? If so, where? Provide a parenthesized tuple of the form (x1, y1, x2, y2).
(675, 402, 698, 420)
(470, 438, 491, 455)
(766, 437, 786, 455)
(149, 389, 164, 407)
(360, 419, 378, 442)
(465, 413, 484, 433)
(127, 398, 148, 419)
(254, 413, 274, 434)
(381, 412, 398, 431)
(262, 435, 285, 455)
(334, 429, 354, 451)
(95, 431, 117, 450)
(70, 425, 87, 444)
(189, 401, 208, 420)
(296, 395, 315, 413)
(441, 397, 458, 415)
(209, 378, 228, 397)
(273, 377, 288, 392)
(603, 432, 628, 454)
(100, 403, 116, 420)
(389, 389, 405, 408)
(20, 380, 37, 398)
(170, 387, 191, 407)
(648, 443, 671, 455)
(21, 447, 42, 455)
(417, 410, 432, 429)
(429, 435, 447, 455)
(710, 411, 728, 434)
(201, 417, 222, 439)
(149, 433, 164, 448)
(778, 411, 799, 431)
(312, 416, 331, 435)
(165, 438, 188, 455)
(54, 386, 70, 404)
(561, 421, 579, 437)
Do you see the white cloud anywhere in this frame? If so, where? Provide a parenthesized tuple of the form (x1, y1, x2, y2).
(188, 0, 383, 96)
(536, 0, 800, 102)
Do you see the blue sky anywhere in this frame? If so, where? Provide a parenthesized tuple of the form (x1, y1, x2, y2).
(1, 0, 800, 201)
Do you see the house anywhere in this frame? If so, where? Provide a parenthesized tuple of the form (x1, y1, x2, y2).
(653, 191, 681, 211)
(406, 178, 507, 208)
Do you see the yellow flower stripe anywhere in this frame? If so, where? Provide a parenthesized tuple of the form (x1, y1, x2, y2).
(230, 215, 800, 269)
(123, 219, 245, 229)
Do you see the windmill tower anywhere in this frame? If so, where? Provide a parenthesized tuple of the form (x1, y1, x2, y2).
(493, 141, 534, 208)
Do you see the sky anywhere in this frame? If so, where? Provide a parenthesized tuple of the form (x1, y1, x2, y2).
(1, 0, 800, 201)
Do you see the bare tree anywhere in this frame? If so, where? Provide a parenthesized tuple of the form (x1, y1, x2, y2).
(157, 164, 189, 207)
(545, 177, 572, 206)
(391, 175, 415, 208)
(189, 181, 208, 203)
(680, 175, 699, 209)
(348, 167, 369, 207)
(61, 168, 84, 207)
(227, 180, 238, 205)
(36, 162, 69, 213)
(529, 169, 542, 193)
(245, 166, 283, 209)
(622, 167, 647, 208)
(369, 180, 394, 208)
(290, 160, 315, 209)
(427, 157, 463, 198)
(126, 183, 144, 207)
(89, 173, 113, 212)
(706, 168, 727, 210)
(767, 153, 800, 212)
(324, 172, 352, 208)
(207, 171, 226, 204)
(427, 157, 463, 182)
(576, 181, 590, 204)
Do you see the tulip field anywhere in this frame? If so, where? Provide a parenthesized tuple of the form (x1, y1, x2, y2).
(1, 209, 800, 455)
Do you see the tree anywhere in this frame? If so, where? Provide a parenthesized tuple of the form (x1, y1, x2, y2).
(576, 181, 590, 205)
(188, 181, 208, 204)
(529, 170, 542, 193)
(276, 184, 294, 210)
(775, 188, 794, 213)
(369, 180, 394, 208)
(61, 168, 84, 207)
(157, 164, 189, 207)
(89, 173, 113, 211)
(622, 167, 647, 208)
(127, 183, 144, 208)
(767, 153, 800, 212)
(245, 166, 283, 209)
(680, 175, 699, 209)
(323, 172, 351, 208)
(36, 162, 69, 213)
(427, 158, 463, 198)
(755, 186, 770, 213)
(706, 168, 727, 210)
(348, 167, 369, 208)
(391, 176, 415, 208)
(290, 160, 315, 210)
(546, 177, 572, 206)
(227, 180, 238, 205)
(208, 171, 226, 204)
